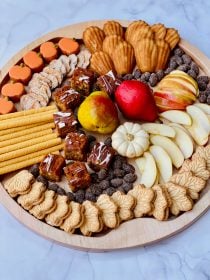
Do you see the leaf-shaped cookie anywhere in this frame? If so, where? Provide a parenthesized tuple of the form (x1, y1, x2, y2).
(96, 194, 119, 228)
(45, 195, 71, 227)
(4, 170, 34, 198)
(61, 202, 84, 233)
(112, 191, 135, 221)
(164, 182, 193, 216)
(192, 145, 210, 171)
(128, 184, 154, 218)
(80, 201, 103, 236)
(170, 171, 206, 200)
(152, 185, 169, 221)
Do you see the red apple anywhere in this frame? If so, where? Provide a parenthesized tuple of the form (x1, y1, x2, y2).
(115, 80, 158, 121)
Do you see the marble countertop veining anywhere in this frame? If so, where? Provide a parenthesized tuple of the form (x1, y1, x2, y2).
(0, 0, 210, 279)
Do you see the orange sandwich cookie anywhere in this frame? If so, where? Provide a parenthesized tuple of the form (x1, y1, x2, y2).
(58, 38, 80, 55)
(23, 51, 44, 72)
(0, 98, 16, 114)
(9, 65, 31, 84)
(40, 41, 58, 62)
(1, 82, 25, 102)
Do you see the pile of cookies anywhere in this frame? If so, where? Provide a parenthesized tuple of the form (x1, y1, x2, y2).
(83, 20, 180, 76)
(3, 144, 209, 236)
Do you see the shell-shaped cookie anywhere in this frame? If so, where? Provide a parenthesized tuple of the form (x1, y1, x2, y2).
(102, 35, 124, 60)
(135, 38, 158, 72)
(155, 39, 171, 71)
(125, 20, 149, 43)
(165, 28, 180, 49)
(128, 25, 154, 48)
(83, 26, 105, 53)
(103, 20, 124, 37)
(113, 41, 135, 75)
(151, 23, 167, 40)
(90, 51, 115, 75)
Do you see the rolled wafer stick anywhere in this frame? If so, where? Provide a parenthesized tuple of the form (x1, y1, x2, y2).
(0, 149, 63, 175)
(0, 129, 53, 148)
(0, 105, 57, 121)
(0, 143, 64, 168)
(0, 133, 58, 155)
(0, 122, 55, 141)
(0, 123, 40, 136)
(0, 137, 62, 162)
(0, 110, 55, 130)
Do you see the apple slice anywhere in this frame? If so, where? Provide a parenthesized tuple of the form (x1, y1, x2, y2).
(149, 145, 173, 183)
(168, 124, 194, 159)
(135, 157, 146, 174)
(137, 152, 157, 188)
(194, 103, 210, 115)
(150, 135, 185, 168)
(158, 78, 197, 96)
(141, 123, 175, 138)
(186, 105, 210, 133)
(159, 110, 192, 125)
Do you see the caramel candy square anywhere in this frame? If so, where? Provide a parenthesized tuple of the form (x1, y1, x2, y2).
(64, 161, 91, 191)
(54, 85, 82, 111)
(96, 70, 122, 97)
(39, 153, 65, 182)
(53, 110, 77, 138)
(64, 132, 88, 161)
(87, 142, 115, 171)
(70, 67, 95, 96)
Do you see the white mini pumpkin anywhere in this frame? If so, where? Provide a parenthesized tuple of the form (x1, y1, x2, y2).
(111, 122, 149, 158)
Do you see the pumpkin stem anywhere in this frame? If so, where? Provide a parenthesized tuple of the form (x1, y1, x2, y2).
(126, 133, 134, 141)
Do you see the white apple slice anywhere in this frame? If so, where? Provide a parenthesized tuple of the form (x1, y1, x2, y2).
(138, 152, 157, 188)
(194, 103, 210, 115)
(135, 157, 146, 174)
(159, 110, 192, 126)
(186, 105, 210, 133)
(154, 171, 159, 185)
(150, 145, 173, 183)
(168, 124, 194, 159)
(150, 135, 185, 168)
(141, 123, 175, 138)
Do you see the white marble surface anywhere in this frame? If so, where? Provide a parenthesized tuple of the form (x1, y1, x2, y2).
(0, 0, 210, 279)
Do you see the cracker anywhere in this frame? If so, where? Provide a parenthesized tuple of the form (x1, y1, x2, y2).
(170, 171, 206, 200)
(29, 190, 57, 219)
(152, 185, 169, 221)
(17, 181, 46, 210)
(96, 194, 119, 229)
(60, 201, 84, 233)
(128, 184, 154, 218)
(45, 195, 71, 227)
(3, 170, 34, 198)
(111, 191, 135, 221)
(192, 145, 210, 171)
(164, 182, 193, 216)
(80, 200, 103, 236)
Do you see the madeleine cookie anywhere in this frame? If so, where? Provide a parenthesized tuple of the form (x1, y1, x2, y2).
(102, 35, 124, 60)
(165, 28, 180, 49)
(96, 194, 119, 229)
(128, 25, 154, 48)
(29, 190, 57, 219)
(164, 182, 193, 216)
(152, 185, 169, 221)
(113, 41, 135, 74)
(103, 20, 124, 37)
(170, 171, 206, 200)
(61, 201, 84, 233)
(90, 51, 115, 75)
(45, 195, 71, 227)
(128, 184, 154, 218)
(3, 170, 34, 198)
(17, 181, 46, 210)
(83, 26, 105, 53)
(135, 38, 158, 73)
(155, 39, 170, 71)
(151, 23, 167, 40)
(125, 20, 149, 44)
(80, 201, 103, 236)
(111, 191, 135, 221)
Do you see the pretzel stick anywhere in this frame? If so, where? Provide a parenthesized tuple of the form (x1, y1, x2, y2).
(0, 122, 55, 141)
(0, 133, 58, 155)
(0, 105, 57, 121)
(0, 129, 53, 148)
(0, 138, 62, 162)
(0, 110, 55, 130)
(0, 143, 64, 168)
(0, 148, 63, 175)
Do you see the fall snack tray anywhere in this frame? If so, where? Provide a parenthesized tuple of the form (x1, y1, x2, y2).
(0, 20, 209, 251)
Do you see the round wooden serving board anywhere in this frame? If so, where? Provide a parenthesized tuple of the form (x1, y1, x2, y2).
(0, 20, 209, 252)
